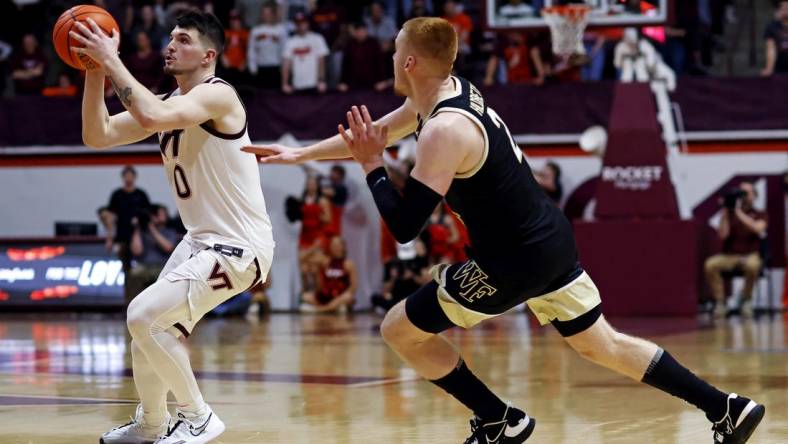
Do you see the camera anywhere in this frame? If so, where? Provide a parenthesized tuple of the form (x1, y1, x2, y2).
(722, 188, 746, 209)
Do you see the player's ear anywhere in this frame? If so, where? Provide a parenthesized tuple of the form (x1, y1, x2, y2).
(404, 55, 415, 72)
(203, 48, 216, 67)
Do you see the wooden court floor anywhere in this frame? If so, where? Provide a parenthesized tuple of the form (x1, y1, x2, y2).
(0, 311, 786, 443)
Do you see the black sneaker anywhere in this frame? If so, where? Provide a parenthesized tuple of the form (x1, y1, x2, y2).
(463, 404, 535, 444)
(711, 393, 765, 443)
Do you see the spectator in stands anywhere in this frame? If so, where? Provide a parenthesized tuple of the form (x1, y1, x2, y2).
(499, 0, 536, 20)
(131, 5, 167, 52)
(0, 39, 12, 95)
(372, 236, 429, 313)
(42, 73, 78, 97)
(151, 0, 168, 27)
(299, 174, 333, 249)
(301, 236, 357, 313)
(535, 160, 563, 204)
(484, 31, 545, 86)
(246, 278, 272, 319)
(221, 10, 250, 86)
(425, 205, 460, 265)
(338, 22, 388, 92)
(11, 34, 46, 95)
(321, 164, 349, 237)
(762, 0, 788, 76)
(404, 0, 432, 22)
(94, 0, 133, 35)
(248, 4, 288, 89)
(581, 30, 607, 82)
(284, 0, 311, 21)
(126, 204, 179, 305)
(236, 0, 267, 29)
(378, 0, 432, 25)
(298, 174, 333, 291)
(124, 31, 164, 93)
(99, 165, 151, 272)
(311, 0, 346, 51)
(365, 1, 398, 52)
(442, 0, 473, 73)
(704, 182, 769, 316)
(662, 0, 705, 76)
(310, 0, 347, 87)
(282, 13, 329, 94)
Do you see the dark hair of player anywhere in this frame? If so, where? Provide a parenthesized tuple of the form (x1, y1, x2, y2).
(175, 10, 225, 54)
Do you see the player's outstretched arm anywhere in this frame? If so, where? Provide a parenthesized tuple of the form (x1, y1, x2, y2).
(72, 18, 234, 134)
(341, 106, 471, 244)
(241, 98, 419, 164)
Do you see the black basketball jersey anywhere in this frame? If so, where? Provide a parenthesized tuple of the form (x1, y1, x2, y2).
(415, 77, 580, 295)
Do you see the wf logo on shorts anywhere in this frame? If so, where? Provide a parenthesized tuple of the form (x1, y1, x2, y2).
(452, 261, 497, 304)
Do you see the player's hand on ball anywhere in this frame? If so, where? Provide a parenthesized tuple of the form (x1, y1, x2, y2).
(69, 18, 119, 68)
(339, 105, 388, 170)
(241, 144, 305, 164)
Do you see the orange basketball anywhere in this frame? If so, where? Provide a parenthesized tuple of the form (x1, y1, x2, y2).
(52, 5, 119, 70)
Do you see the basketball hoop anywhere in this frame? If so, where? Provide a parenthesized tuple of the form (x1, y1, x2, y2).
(542, 5, 592, 57)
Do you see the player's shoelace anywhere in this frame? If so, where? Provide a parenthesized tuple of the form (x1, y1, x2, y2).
(711, 395, 736, 443)
(164, 420, 184, 438)
(464, 417, 482, 444)
(112, 420, 135, 432)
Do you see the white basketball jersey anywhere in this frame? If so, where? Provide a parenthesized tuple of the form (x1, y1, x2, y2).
(158, 76, 274, 266)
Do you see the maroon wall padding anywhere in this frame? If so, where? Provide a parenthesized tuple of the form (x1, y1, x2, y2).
(4, 75, 788, 148)
(574, 220, 700, 316)
(594, 83, 680, 220)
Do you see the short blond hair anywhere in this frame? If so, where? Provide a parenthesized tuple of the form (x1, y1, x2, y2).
(401, 17, 458, 77)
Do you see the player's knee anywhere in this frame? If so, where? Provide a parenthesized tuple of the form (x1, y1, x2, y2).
(742, 260, 761, 276)
(380, 303, 410, 347)
(704, 258, 718, 274)
(126, 299, 152, 339)
(571, 339, 601, 362)
(569, 323, 620, 363)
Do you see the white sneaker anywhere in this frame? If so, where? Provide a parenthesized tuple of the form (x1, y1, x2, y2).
(299, 303, 318, 313)
(155, 407, 225, 444)
(100, 404, 170, 444)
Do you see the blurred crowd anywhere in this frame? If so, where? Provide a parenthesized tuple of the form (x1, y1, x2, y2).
(2, 0, 788, 98)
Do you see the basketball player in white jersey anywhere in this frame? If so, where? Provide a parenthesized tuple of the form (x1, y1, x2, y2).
(72, 11, 274, 444)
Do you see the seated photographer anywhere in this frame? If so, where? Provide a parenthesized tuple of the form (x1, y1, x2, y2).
(300, 236, 357, 313)
(125, 204, 180, 305)
(704, 182, 768, 315)
(372, 236, 430, 313)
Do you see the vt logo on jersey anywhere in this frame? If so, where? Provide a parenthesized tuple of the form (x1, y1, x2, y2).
(208, 262, 233, 291)
(158, 129, 192, 199)
(159, 129, 184, 158)
(452, 260, 497, 303)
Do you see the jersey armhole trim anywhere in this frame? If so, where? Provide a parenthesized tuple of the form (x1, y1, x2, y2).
(431, 107, 489, 179)
(198, 77, 249, 140)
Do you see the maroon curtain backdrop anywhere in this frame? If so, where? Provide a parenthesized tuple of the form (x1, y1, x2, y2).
(4, 76, 788, 147)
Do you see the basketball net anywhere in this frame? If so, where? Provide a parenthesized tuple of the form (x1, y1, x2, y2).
(542, 5, 591, 57)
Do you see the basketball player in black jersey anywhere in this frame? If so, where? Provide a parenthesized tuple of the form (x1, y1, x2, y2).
(244, 17, 765, 444)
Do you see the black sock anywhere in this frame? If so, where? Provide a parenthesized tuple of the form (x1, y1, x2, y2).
(431, 359, 508, 422)
(641, 349, 729, 422)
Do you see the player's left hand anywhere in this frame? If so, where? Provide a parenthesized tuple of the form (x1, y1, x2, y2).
(69, 18, 120, 68)
(339, 105, 388, 172)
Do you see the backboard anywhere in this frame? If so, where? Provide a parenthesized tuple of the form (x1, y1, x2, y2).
(486, 0, 671, 29)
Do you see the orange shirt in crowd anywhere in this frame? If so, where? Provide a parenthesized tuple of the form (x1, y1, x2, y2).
(42, 85, 78, 97)
(444, 13, 473, 45)
(224, 28, 249, 69)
